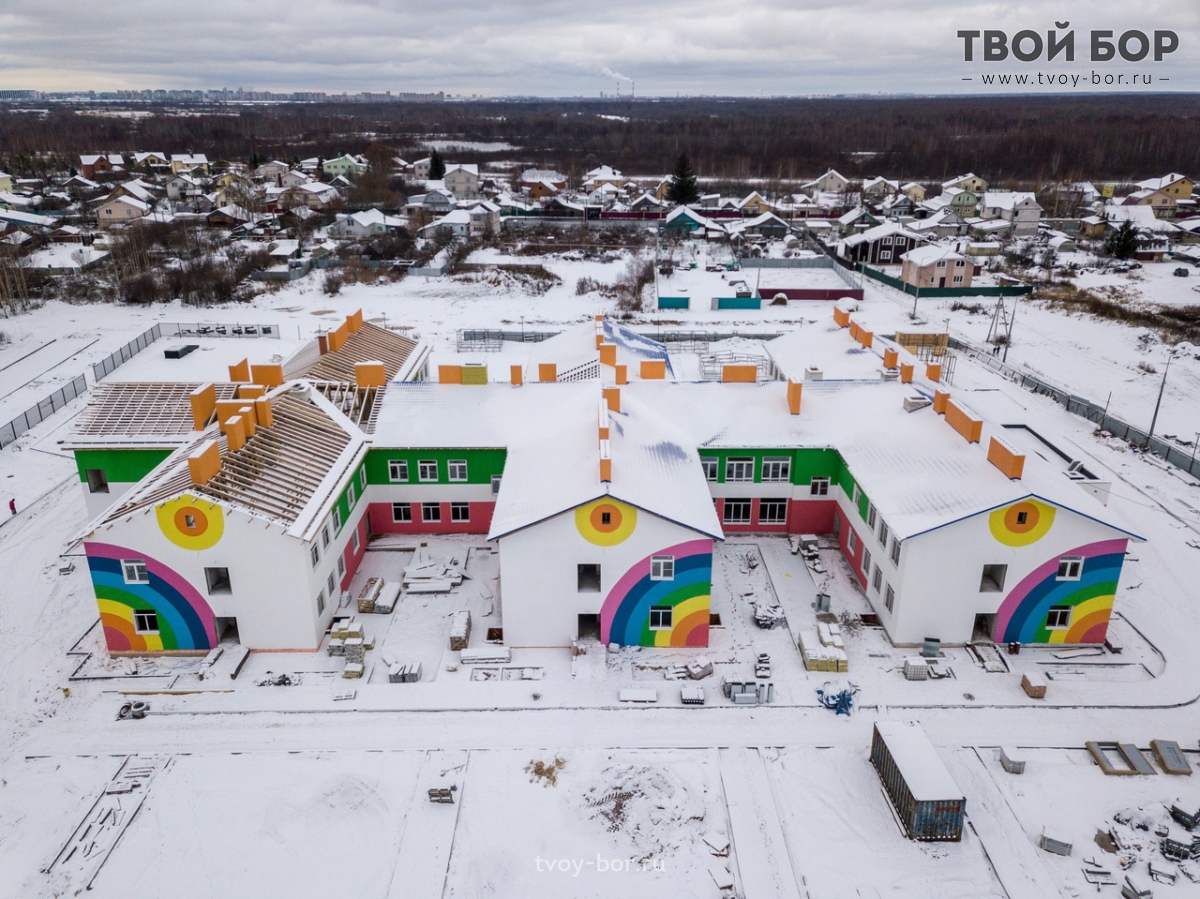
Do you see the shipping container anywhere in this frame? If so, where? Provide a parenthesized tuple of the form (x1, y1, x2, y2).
(871, 721, 966, 842)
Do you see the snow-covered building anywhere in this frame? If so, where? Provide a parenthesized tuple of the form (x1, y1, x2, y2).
(65, 314, 1140, 656)
(979, 192, 1042, 236)
(899, 245, 975, 289)
(838, 221, 923, 265)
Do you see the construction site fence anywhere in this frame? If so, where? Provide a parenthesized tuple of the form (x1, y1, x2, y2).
(859, 264, 1034, 298)
(950, 336, 1200, 478)
(0, 373, 87, 448)
(91, 324, 162, 381)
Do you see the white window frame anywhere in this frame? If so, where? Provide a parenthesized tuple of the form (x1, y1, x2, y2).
(337, 555, 346, 577)
(867, 504, 877, 529)
(310, 545, 320, 568)
(878, 519, 889, 547)
(418, 460, 438, 482)
(351, 527, 360, 553)
(450, 502, 470, 522)
(722, 499, 752, 525)
(810, 477, 830, 496)
(327, 572, 336, 596)
(359, 467, 367, 490)
(701, 457, 719, 482)
(421, 503, 441, 523)
(388, 459, 409, 482)
(447, 460, 468, 482)
(885, 584, 895, 612)
(1046, 605, 1072, 629)
(862, 547, 872, 575)
(333, 506, 342, 532)
(322, 525, 330, 548)
(725, 457, 754, 482)
(758, 498, 788, 525)
(851, 484, 860, 507)
(872, 566, 883, 592)
(346, 482, 356, 508)
(761, 457, 790, 482)
(890, 538, 901, 565)
(650, 555, 675, 581)
(648, 606, 673, 631)
(1056, 556, 1083, 581)
(847, 530, 857, 554)
(133, 609, 159, 633)
(392, 502, 412, 523)
(316, 591, 325, 615)
(491, 474, 502, 495)
(122, 559, 149, 585)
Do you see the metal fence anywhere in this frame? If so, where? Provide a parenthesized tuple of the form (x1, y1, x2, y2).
(91, 324, 162, 382)
(950, 337, 1200, 479)
(165, 322, 280, 339)
(0, 374, 88, 448)
(738, 256, 834, 269)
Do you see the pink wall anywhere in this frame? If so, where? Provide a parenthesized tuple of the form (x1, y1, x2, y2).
(367, 501, 494, 536)
(713, 497, 838, 535)
(340, 514, 368, 592)
(834, 510, 868, 588)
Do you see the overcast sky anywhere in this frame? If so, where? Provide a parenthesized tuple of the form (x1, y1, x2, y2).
(2, 0, 1198, 95)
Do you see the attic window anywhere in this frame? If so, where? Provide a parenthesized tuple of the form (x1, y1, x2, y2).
(601, 511, 612, 526)
(577, 564, 601, 593)
(1015, 510, 1029, 526)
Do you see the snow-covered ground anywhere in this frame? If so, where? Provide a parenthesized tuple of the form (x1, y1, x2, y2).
(2, 239, 1200, 898)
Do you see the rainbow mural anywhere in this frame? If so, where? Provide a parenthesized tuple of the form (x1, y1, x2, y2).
(600, 539, 712, 647)
(993, 538, 1127, 644)
(86, 542, 217, 653)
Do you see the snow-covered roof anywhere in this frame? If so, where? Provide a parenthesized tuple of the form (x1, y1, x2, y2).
(900, 244, 965, 266)
(942, 172, 983, 189)
(1136, 173, 1189, 192)
(444, 163, 479, 177)
(841, 221, 921, 248)
(873, 722, 964, 802)
(1105, 205, 1179, 232)
(981, 191, 1038, 210)
(65, 382, 239, 447)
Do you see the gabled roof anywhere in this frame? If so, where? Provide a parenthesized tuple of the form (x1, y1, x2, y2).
(900, 244, 966, 266)
(1136, 173, 1190, 191)
(65, 381, 238, 448)
(444, 163, 479, 176)
(284, 321, 420, 384)
(982, 191, 1039, 211)
(841, 220, 921, 247)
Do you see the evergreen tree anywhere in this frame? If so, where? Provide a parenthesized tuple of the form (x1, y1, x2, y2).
(428, 149, 446, 181)
(666, 153, 700, 205)
(1103, 220, 1139, 260)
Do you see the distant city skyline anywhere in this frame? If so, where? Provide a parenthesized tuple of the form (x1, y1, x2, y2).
(2, 0, 1198, 96)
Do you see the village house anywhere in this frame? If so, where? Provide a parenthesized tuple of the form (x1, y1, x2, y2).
(166, 173, 204, 202)
(1135, 173, 1192, 200)
(517, 169, 567, 192)
(328, 208, 406, 239)
(862, 177, 899, 198)
(943, 173, 988, 194)
(980, 191, 1043, 235)
(803, 169, 850, 195)
(0, 172, 11, 193)
(901, 182, 926, 202)
(1121, 188, 1176, 218)
(278, 182, 340, 210)
(524, 179, 561, 201)
(443, 164, 480, 199)
(583, 165, 624, 189)
(323, 154, 369, 179)
(170, 154, 210, 175)
(80, 154, 125, 179)
(253, 160, 291, 181)
(899, 245, 976, 289)
(96, 196, 150, 227)
(131, 152, 169, 170)
(838, 221, 923, 265)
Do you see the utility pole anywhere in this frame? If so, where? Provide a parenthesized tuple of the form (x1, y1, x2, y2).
(1002, 294, 1020, 363)
(1147, 352, 1175, 446)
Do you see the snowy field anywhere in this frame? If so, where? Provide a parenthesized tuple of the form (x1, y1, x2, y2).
(3, 237, 1200, 897)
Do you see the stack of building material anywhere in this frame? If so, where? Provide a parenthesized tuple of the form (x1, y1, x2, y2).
(687, 657, 714, 680)
(1171, 801, 1200, 830)
(344, 637, 365, 664)
(373, 580, 400, 614)
(327, 638, 345, 656)
(403, 546, 467, 593)
(388, 661, 422, 683)
(1159, 824, 1200, 861)
(1122, 871, 1153, 898)
(903, 658, 929, 681)
(449, 611, 472, 651)
(343, 662, 364, 679)
(1151, 740, 1192, 775)
(1038, 832, 1072, 856)
(819, 621, 844, 649)
(755, 653, 771, 679)
(754, 603, 785, 629)
(681, 686, 705, 705)
(357, 578, 383, 613)
(999, 746, 1026, 774)
(799, 629, 849, 672)
(460, 646, 511, 664)
(1021, 670, 1048, 699)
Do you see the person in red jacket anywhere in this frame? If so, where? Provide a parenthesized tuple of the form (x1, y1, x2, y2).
(8, 498, 15, 516)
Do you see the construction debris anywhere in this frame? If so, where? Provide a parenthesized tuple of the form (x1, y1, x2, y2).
(460, 646, 510, 665)
(403, 545, 467, 592)
(754, 602, 785, 629)
(816, 682, 857, 715)
(1039, 831, 1073, 856)
(1088, 742, 1158, 776)
(999, 746, 1026, 775)
(388, 661, 423, 683)
(681, 686, 705, 705)
(1151, 740, 1192, 775)
(1021, 670, 1048, 699)
(799, 629, 848, 672)
(357, 577, 383, 613)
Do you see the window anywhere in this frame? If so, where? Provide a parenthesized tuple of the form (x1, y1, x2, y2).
(867, 504, 877, 529)
(359, 467, 367, 490)
(448, 460, 468, 482)
(651, 555, 675, 581)
(726, 457, 754, 482)
(1015, 509, 1029, 526)
(337, 556, 346, 577)
(883, 584, 896, 612)
(418, 460, 438, 482)
(847, 530, 857, 553)
(759, 499, 788, 525)
(491, 475, 502, 495)
(953, 275, 964, 284)
(122, 559, 149, 584)
(392, 502, 412, 523)
(388, 460, 409, 482)
(851, 484, 860, 507)
(872, 566, 883, 592)
(1046, 605, 1072, 629)
(577, 563, 601, 592)
(450, 502, 470, 522)
(936, 259, 946, 268)
(649, 606, 673, 630)
(882, 235, 894, 245)
(832, 511, 841, 535)
(322, 525, 331, 548)
(880, 249, 892, 261)
(327, 572, 336, 596)
(980, 564, 1008, 592)
(421, 503, 441, 523)
(310, 545, 320, 568)
(890, 538, 901, 565)
(204, 567, 232, 595)
(723, 499, 752, 524)
(85, 469, 109, 494)
(762, 457, 790, 481)
(701, 457, 718, 481)
(317, 591, 325, 615)
(133, 610, 159, 633)
(878, 520, 889, 547)
(810, 477, 830, 496)
(184, 513, 197, 529)
(862, 548, 872, 575)
(346, 483, 356, 508)
(333, 506, 342, 532)
(1057, 557, 1083, 581)
(351, 527, 360, 553)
